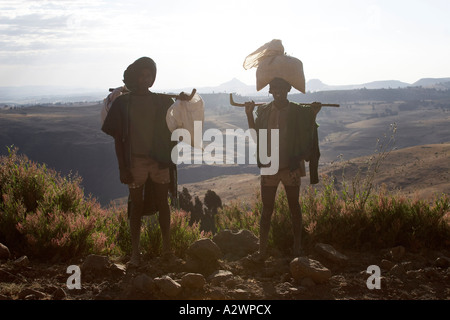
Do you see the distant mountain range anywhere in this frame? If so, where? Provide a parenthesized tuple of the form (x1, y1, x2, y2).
(1, 77, 450, 104)
(175, 77, 450, 96)
(304, 77, 450, 92)
(0, 86, 107, 105)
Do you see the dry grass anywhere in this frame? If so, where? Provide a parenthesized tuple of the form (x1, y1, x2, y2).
(180, 143, 450, 207)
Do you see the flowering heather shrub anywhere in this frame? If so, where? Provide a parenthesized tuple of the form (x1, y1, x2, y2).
(0, 148, 98, 259)
(217, 173, 449, 253)
(141, 209, 212, 258)
(216, 200, 260, 237)
(1, 147, 449, 262)
(301, 178, 450, 250)
(95, 205, 130, 256)
(365, 187, 450, 249)
(0, 148, 214, 260)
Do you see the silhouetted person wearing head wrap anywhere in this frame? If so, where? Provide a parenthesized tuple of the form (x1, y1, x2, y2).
(102, 57, 184, 267)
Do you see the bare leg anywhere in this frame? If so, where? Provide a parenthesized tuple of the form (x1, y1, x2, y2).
(154, 183, 171, 255)
(259, 185, 278, 257)
(285, 185, 302, 256)
(129, 186, 144, 265)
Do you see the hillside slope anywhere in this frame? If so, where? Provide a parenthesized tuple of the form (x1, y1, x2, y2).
(1, 89, 449, 206)
(180, 143, 450, 205)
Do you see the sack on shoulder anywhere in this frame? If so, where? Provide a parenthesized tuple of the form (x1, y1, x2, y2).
(243, 39, 305, 93)
(256, 54, 305, 93)
(101, 86, 128, 126)
(166, 92, 204, 150)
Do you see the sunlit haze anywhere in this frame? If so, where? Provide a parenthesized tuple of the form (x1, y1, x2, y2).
(1, 0, 449, 92)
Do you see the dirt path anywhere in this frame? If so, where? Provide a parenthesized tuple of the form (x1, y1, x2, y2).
(1, 246, 448, 302)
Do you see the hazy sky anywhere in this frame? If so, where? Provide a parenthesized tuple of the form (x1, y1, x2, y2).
(1, 0, 449, 92)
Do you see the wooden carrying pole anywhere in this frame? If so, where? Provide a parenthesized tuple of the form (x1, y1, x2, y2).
(229, 93, 340, 108)
(109, 88, 197, 101)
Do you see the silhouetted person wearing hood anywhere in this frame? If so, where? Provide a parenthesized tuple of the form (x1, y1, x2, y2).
(102, 57, 185, 267)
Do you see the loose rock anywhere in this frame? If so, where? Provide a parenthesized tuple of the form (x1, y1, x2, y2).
(300, 277, 316, 288)
(435, 256, 450, 268)
(181, 273, 206, 290)
(187, 238, 222, 262)
(81, 254, 110, 273)
(315, 243, 348, 265)
(0, 243, 10, 260)
(133, 274, 155, 293)
(14, 256, 29, 267)
(213, 229, 258, 259)
(390, 264, 406, 277)
(18, 288, 46, 300)
(52, 287, 67, 300)
(208, 270, 233, 285)
(390, 246, 405, 261)
(290, 257, 332, 284)
(186, 239, 222, 274)
(231, 288, 249, 299)
(380, 259, 394, 270)
(154, 275, 182, 297)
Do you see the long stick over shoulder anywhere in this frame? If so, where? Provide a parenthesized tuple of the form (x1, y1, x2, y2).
(229, 93, 339, 107)
(109, 87, 197, 101)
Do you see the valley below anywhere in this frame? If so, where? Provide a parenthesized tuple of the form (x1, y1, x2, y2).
(1, 87, 450, 207)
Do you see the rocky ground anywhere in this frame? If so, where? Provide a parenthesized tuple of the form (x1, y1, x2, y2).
(1, 230, 449, 302)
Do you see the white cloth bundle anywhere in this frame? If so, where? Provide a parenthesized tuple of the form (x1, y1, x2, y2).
(101, 86, 126, 125)
(243, 39, 305, 93)
(166, 92, 204, 149)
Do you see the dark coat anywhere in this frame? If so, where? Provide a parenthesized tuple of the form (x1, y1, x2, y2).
(101, 92, 178, 215)
(254, 101, 320, 184)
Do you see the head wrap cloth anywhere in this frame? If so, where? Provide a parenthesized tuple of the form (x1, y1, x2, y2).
(123, 57, 157, 91)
